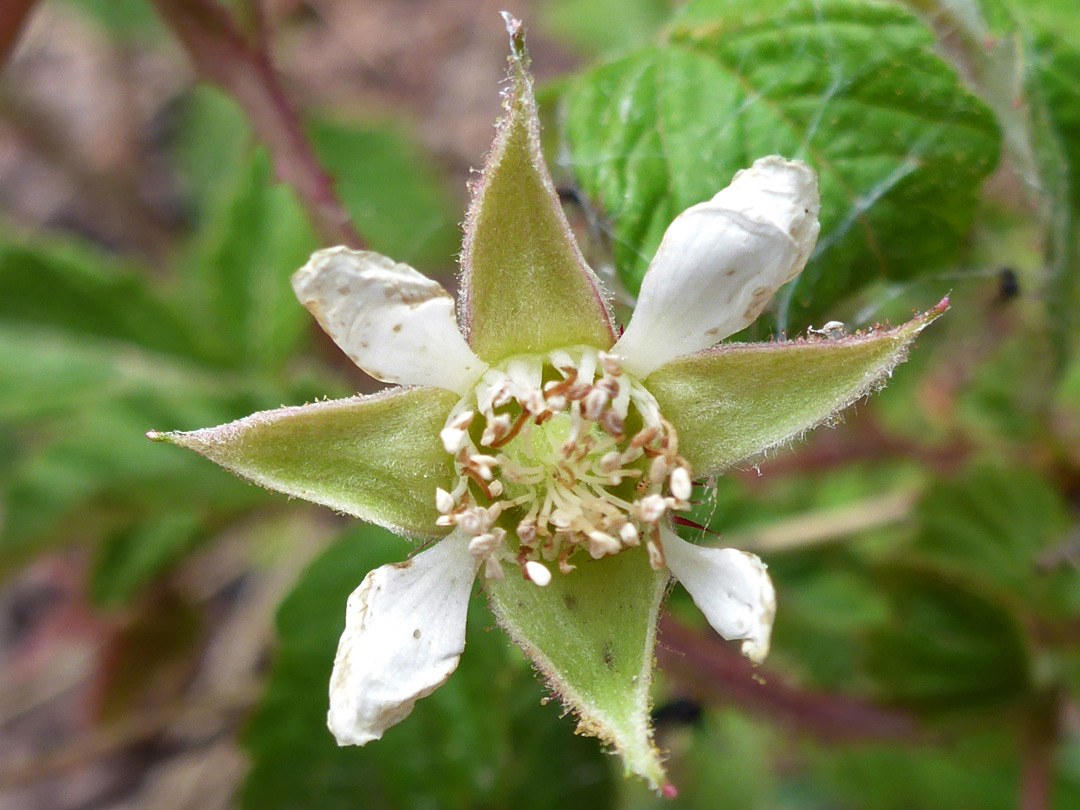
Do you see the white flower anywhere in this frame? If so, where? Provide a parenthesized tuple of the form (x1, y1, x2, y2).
(305, 150, 815, 747)
(154, 20, 943, 787)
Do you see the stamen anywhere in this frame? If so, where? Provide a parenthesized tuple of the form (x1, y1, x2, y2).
(435, 487, 455, 514)
(523, 560, 552, 586)
(670, 467, 692, 500)
(437, 348, 694, 582)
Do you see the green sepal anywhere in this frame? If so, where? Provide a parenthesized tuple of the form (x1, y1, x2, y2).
(151, 386, 458, 537)
(647, 301, 948, 477)
(459, 22, 615, 363)
(486, 546, 669, 789)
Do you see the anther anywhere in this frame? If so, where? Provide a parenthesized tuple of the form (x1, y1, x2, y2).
(468, 533, 500, 557)
(637, 494, 668, 524)
(588, 530, 621, 558)
(583, 388, 610, 421)
(598, 351, 622, 376)
(649, 455, 669, 483)
(523, 560, 552, 587)
(619, 522, 640, 547)
(630, 426, 659, 449)
(646, 538, 665, 570)
(670, 467, 692, 500)
(598, 451, 622, 474)
(481, 413, 512, 445)
(596, 377, 620, 398)
(469, 454, 499, 480)
(600, 409, 625, 437)
(435, 487, 455, 514)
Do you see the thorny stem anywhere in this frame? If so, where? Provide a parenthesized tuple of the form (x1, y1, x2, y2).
(657, 616, 920, 743)
(152, 0, 365, 250)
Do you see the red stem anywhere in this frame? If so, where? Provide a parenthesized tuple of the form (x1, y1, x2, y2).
(152, 0, 364, 250)
(658, 616, 920, 742)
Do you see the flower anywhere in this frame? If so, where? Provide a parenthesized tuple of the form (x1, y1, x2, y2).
(151, 17, 945, 789)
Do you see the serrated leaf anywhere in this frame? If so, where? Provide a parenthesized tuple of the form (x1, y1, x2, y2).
(486, 546, 669, 788)
(242, 525, 615, 810)
(914, 465, 1077, 616)
(866, 565, 1031, 711)
(646, 303, 945, 477)
(559, 0, 1000, 329)
(155, 387, 459, 538)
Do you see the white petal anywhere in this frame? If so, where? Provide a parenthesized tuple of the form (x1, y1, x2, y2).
(615, 157, 820, 377)
(293, 247, 488, 395)
(327, 532, 478, 746)
(659, 526, 776, 664)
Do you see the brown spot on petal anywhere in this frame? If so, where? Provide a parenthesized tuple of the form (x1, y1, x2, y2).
(744, 285, 773, 320)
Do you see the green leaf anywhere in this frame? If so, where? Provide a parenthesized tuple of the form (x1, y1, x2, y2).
(0, 240, 202, 362)
(242, 525, 616, 810)
(865, 564, 1031, 711)
(155, 387, 459, 537)
(559, 0, 1000, 328)
(184, 148, 317, 370)
(913, 465, 1077, 617)
(486, 546, 669, 789)
(90, 510, 202, 608)
(0, 236, 283, 565)
(460, 33, 616, 363)
(310, 122, 460, 269)
(646, 302, 946, 477)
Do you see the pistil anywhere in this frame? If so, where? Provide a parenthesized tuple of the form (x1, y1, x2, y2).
(436, 348, 692, 586)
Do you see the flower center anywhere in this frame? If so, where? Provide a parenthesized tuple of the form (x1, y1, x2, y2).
(435, 347, 692, 585)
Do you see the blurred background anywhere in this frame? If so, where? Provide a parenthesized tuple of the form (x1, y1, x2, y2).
(1, 0, 1079, 808)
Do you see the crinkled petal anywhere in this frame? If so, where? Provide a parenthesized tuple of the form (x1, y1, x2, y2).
(659, 526, 775, 664)
(293, 247, 487, 395)
(328, 531, 479, 745)
(616, 157, 820, 377)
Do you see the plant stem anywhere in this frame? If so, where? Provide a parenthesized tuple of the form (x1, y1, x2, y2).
(657, 616, 920, 742)
(152, 0, 365, 250)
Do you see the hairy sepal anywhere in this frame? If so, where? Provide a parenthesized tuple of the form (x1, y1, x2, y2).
(647, 300, 948, 477)
(459, 19, 616, 363)
(150, 386, 457, 537)
(486, 546, 668, 789)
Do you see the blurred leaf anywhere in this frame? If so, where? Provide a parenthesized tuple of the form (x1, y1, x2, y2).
(807, 731, 1018, 810)
(0, 240, 202, 362)
(866, 564, 1031, 711)
(63, 0, 164, 38)
(540, 0, 672, 54)
(90, 510, 202, 608)
(242, 525, 615, 810)
(310, 122, 460, 269)
(958, 334, 1049, 443)
(0, 235, 319, 575)
(913, 465, 1076, 616)
(559, 0, 1000, 329)
(173, 87, 254, 224)
(183, 148, 317, 370)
